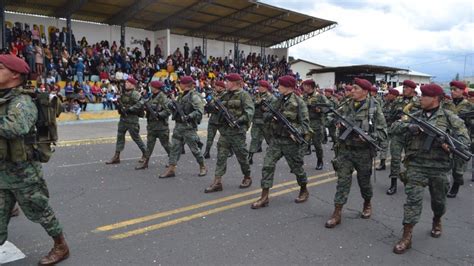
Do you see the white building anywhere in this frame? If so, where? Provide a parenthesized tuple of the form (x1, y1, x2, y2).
(289, 59, 324, 79)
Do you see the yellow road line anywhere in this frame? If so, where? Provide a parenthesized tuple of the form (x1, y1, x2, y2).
(109, 177, 337, 240)
(94, 171, 335, 232)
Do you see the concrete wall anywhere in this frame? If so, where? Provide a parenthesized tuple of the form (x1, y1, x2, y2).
(311, 72, 335, 88)
(290, 61, 323, 78)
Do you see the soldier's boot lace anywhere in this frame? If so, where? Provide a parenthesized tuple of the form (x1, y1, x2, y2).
(105, 152, 120, 164)
(239, 176, 252, 189)
(38, 233, 69, 265)
(386, 178, 397, 195)
(361, 200, 372, 219)
(251, 188, 269, 209)
(446, 183, 460, 198)
(294, 184, 309, 203)
(393, 224, 413, 254)
(198, 163, 207, 176)
(204, 176, 223, 193)
(375, 159, 386, 171)
(431, 216, 442, 238)
(159, 164, 176, 178)
(325, 204, 343, 228)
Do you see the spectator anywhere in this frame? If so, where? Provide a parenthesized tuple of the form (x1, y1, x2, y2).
(77, 89, 87, 111)
(71, 99, 81, 120)
(64, 81, 74, 99)
(143, 37, 151, 57)
(75, 57, 85, 84)
(81, 81, 94, 103)
(91, 81, 102, 103)
(34, 42, 44, 75)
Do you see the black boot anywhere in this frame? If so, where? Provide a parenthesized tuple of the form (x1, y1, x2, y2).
(305, 145, 311, 155)
(376, 159, 386, 171)
(181, 145, 186, 154)
(315, 159, 323, 170)
(248, 152, 254, 165)
(257, 147, 262, 153)
(203, 147, 211, 159)
(386, 178, 397, 195)
(228, 149, 234, 158)
(447, 183, 460, 198)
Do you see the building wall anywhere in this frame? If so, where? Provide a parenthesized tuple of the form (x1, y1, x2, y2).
(387, 74, 431, 87)
(290, 61, 323, 78)
(311, 72, 335, 88)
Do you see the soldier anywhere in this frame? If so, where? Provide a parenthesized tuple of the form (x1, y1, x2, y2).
(106, 76, 147, 165)
(203, 81, 226, 159)
(375, 88, 399, 170)
(386, 80, 420, 195)
(159, 76, 207, 178)
(325, 78, 387, 228)
(392, 84, 469, 254)
(324, 88, 338, 145)
(251, 75, 311, 209)
(248, 80, 276, 165)
(0, 54, 69, 264)
(204, 73, 254, 193)
(302, 79, 330, 170)
(135, 80, 171, 170)
(467, 90, 474, 182)
(444, 81, 471, 197)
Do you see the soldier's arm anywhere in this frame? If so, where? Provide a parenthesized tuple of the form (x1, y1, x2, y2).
(374, 103, 388, 142)
(448, 112, 470, 146)
(128, 92, 144, 113)
(0, 96, 37, 139)
(298, 98, 312, 135)
(187, 93, 204, 121)
(237, 92, 255, 124)
(157, 96, 171, 119)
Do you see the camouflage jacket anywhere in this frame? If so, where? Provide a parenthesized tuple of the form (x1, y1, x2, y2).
(207, 90, 225, 125)
(303, 90, 330, 127)
(119, 90, 143, 123)
(145, 91, 171, 130)
(382, 99, 397, 126)
(218, 88, 254, 135)
(252, 91, 276, 124)
(174, 89, 204, 130)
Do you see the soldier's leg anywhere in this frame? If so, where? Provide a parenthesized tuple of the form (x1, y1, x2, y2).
(168, 130, 184, 165)
(314, 127, 324, 160)
(261, 144, 283, 189)
(115, 121, 128, 152)
(157, 129, 171, 156)
(230, 134, 251, 177)
(249, 125, 264, 153)
(283, 143, 307, 186)
(389, 137, 404, 179)
(215, 135, 231, 177)
(448, 157, 466, 197)
(333, 150, 356, 205)
(14, 180, 63, 238)
(354, 150, 374, 201)
(184, 130, 205, 165)
(205, 124, 218, 152)
(128, 123, 147, 154)
(146, 128, 158, 158)
(0, 190, 16, 244)
(262, 126, 272, 146)
(402, 169, 429, 225)
(328, 124, 337, 144)
(429, 172, 449, 218)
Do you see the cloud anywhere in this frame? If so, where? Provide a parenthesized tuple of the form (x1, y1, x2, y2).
(262, 0, 474, 81)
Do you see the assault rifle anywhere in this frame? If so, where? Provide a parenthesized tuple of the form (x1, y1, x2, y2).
(116, 98, 127, 117)
(144, 100, 159, 121)
(458, 110, 474, 119)
(404, 112, 472, 161)
(214, 99, 240, 129)
(261, 99, 307, 145)
(168, 100, 187, 123)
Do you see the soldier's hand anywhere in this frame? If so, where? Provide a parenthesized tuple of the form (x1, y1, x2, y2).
(441, 143, 451, 153)
(408, 124, 421, 135)
(335, 122, 342, 128)
(314, 107, 321, 113)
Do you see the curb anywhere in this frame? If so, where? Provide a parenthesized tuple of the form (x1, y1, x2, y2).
(58, 111, 120, 122)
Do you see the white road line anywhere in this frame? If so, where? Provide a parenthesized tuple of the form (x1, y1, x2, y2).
(0, 241, 26, 264)
(57, 154, 168, 168)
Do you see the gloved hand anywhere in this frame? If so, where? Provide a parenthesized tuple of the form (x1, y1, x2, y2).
(408, 124, 421, 135)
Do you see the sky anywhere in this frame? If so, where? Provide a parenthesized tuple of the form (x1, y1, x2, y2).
(262, 0, 474, 82)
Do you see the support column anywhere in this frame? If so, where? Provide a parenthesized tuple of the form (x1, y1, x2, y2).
(120, 24, 125, 47)
(0, 2, 5, 50)
(66, 16, 72, 54)
(260, 43, 265, 64)
(202, 36, 207, 58)
(233, 39, 239, 67)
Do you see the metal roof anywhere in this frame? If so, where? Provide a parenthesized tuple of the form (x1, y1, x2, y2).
(5, 0, 337, 48)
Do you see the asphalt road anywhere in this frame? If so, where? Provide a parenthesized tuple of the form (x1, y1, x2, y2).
(6, 120, 474, 265)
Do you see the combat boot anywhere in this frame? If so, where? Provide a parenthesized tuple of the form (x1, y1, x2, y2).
(305, 145, 311, 155)
(315, 159, 323, 170)
(386, 178, 397, 195)
(138, 152, 147, 163)
(181, 145, 186, 154)
(248, 153, 254, 165)
(135, 157, 149, 170)
(11, 204, 19, 217)
(393, 224, 414, 254)
(447, 183, 460, 198)
(159, 164, 176, 178)
(361, 200, 372, 219)
(38, 233, 69, 265)
(257, 147, 262, 153)
(203, 147, 211, 159)
(431, 216, 442, 238)
(105, 152, 120, 164)
(325, 204, 343, 228)
(376, 159, 386, 170)
(251, 188, 269, 209)
(239, 176, 252, 189)
(198, 163, 207, 176)
(204, 176, 223, 193)
(294, 184, 309, 203)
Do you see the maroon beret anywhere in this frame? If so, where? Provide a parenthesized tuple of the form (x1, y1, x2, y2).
(302, 79, 316, 87)
(344, 85, 353, 92)
(468, 90, 474, 97)
(354, 78, 372, 91)
(180, 76, 194, 85)
(450, 81, 467, 90)
(370, 86, 378, 93)
(258, 80, 271, 90)
(0, 54, 30, 74)
(225, 73, 242, 82)
(150, 80, 164, 89)
(278, 75, 296, 88)
(421, 84, 444, 97)
(126, 76, 137, 85)
(403, 80, 417, 89)
(215, 81, 225, 88)
(324, 88, 334, 94)
(388, 88, 400, 96)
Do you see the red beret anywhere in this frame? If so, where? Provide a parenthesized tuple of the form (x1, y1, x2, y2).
(450, 81, 466, 90)
(150, 80, 164, 89)
(0, 54, 30, 74)
(215, 81, 225, 88)
(370, 86, 378, 93)
(278, 75, 296, 88)
(462, 91, 468, 97)
(180, 76, 194, 85)
(344, 85, 353, 92)
(468, 90, 474, 97)
(354, 78, 372, 91)
(421, 84, 444, 97)
(403, 80, 417, 89)
(258, 80, 271, 90)
(302, 79, 316, 87)
(388, 88, 399, 96)
(324, 88, 334, 94)
(225, 73, 242, 82)
(126, 76, 137, 85)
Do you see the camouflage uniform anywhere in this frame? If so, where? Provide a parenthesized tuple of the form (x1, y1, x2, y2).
(326, 97, 339, 144)
(332, 97, 387, 205)
(144, 91, 171, 157)
(303, 90, 330, 164)
(0, 87, 63, 244)
(115, 90, 146, 154)
(215, 89, 254, 177)
(379, 98, 397, 160)
(261, 93, 311, 188)
(249, 91, 276, 153)
(204, 91, 225, 155)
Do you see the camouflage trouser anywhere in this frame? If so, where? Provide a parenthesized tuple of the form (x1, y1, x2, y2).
(402, 167, 449, 225)
(378, 138, 389, 160)
(146, 128, 170, 158)
(389, 135, 404, 179)
(261, 138, 307, 189)
(115, 120, 147, 154)
(168, 127, 204, 166)
(308, 125, 324, 160)
(215, 133, 251, 177)
(0, 179, 62, 245)
(249, 123, 271, 153)
(328, 123, 337, 144)
(205, 123, 219, 151)
(333, 145, 373, 205)
(452, 156, 467, 185)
